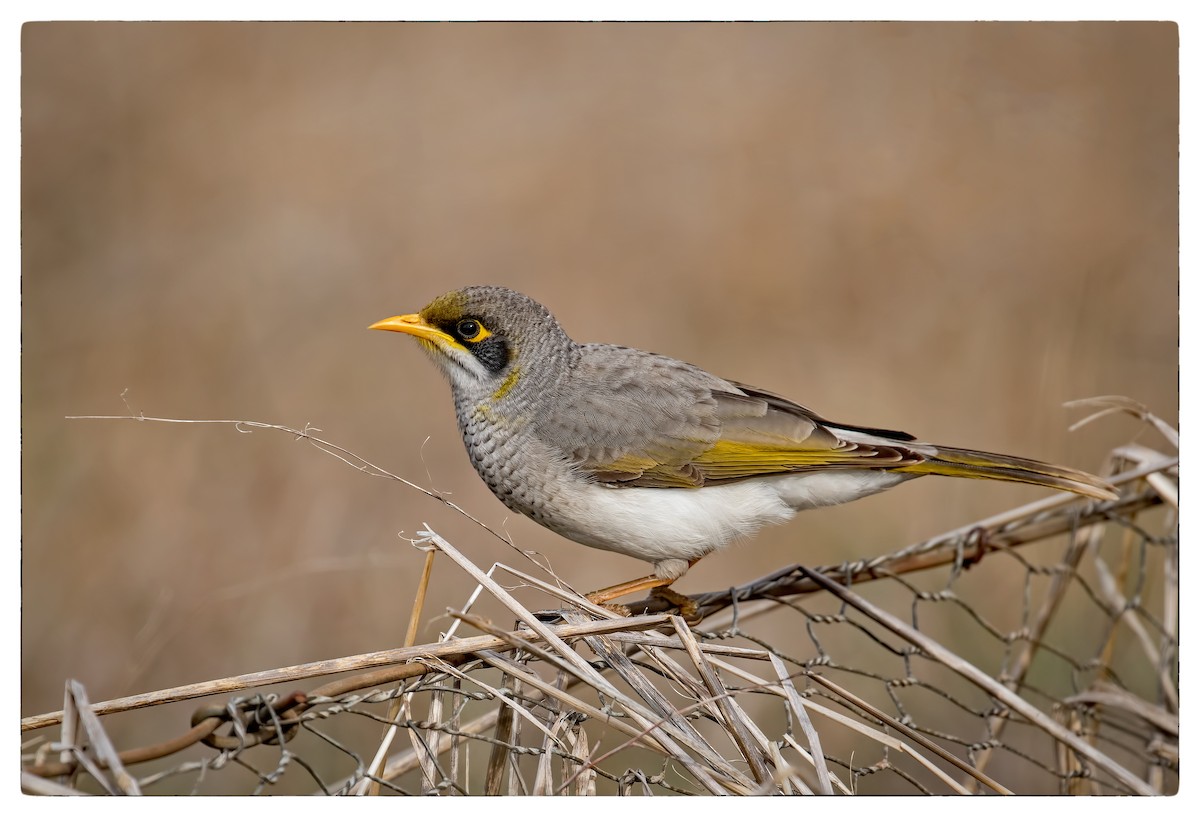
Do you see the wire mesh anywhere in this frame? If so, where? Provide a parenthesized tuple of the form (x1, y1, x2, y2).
(21, 415, 1178, 796)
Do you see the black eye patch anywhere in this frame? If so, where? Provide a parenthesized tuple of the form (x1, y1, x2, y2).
(469, 335, 509, 374)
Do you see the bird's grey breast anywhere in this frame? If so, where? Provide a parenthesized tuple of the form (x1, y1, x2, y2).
(454, 392, 578, 528)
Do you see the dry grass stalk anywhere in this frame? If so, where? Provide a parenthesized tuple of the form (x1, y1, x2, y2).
(768, 653, 833, 794)
(359, 545, 439, 795)
(21, 615, 673, 732)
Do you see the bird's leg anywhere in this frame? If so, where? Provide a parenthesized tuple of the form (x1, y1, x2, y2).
(585, 574, 675, 606)
(584, 559, 701, 620)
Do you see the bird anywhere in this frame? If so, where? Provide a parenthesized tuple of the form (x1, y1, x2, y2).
(370, 285, 1117, 612)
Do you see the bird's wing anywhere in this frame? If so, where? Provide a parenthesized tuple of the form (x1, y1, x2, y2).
(541, 346, 926, 488)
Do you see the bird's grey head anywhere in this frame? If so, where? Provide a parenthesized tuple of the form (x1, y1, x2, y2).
(370, 286, 580, 407)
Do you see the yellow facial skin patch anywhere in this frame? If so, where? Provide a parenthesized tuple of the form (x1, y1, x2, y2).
(455, 320, 493, 345)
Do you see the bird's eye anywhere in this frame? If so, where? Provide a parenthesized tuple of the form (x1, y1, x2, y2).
(456, 319, 482, 341)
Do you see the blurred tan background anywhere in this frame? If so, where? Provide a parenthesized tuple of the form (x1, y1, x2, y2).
(22, 20, 1175, 764)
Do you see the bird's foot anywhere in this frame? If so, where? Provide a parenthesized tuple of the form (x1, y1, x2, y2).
(650, 586, 701, 624)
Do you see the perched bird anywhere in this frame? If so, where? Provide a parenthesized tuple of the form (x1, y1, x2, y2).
(371, 286, 1117, 609)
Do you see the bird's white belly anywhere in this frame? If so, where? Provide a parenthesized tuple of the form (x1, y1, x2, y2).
(551, 469, 909, 570)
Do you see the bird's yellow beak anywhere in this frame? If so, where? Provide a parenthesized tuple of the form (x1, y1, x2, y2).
(369, 313, 456, 345)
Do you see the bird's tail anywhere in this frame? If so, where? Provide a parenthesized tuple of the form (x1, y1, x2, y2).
(896, 445, 1118, 501)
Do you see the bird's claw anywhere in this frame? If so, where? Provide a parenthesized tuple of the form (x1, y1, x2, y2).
(650, 586, 701, 624)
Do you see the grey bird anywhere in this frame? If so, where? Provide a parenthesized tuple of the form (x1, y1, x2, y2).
(371, 286, 1117, 608)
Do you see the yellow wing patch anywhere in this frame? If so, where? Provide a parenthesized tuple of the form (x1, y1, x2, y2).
(589, 438, 912, 488)
(690, 438, 905, 480)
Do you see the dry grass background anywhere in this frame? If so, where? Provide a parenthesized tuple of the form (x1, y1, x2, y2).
(21, 22, 1177, 792)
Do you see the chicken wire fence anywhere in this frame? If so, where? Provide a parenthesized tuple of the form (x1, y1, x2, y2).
(22, 402, 1178, 796)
